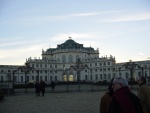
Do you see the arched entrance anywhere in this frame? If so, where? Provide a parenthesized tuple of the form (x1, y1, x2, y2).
(63, 74, 67, 81)
(69, 75, 73, 81)
(63, 74, 74, 81)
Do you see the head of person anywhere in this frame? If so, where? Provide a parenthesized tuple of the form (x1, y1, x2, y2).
(112, 77, 128, 92)
(137, 76, 146, 86)
(108, 78, 114, 96)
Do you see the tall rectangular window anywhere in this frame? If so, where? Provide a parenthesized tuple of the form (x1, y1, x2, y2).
(21, 76, 23, 82)
(45, 76, 47, 81)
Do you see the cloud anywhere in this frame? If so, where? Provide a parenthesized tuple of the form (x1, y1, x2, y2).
(48, 32, 99, 48)
(0, 11, 122, 25)
(105, 12, 150, 22)
(139, 53, 144, 56)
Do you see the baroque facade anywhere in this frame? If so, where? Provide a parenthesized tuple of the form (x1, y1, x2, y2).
(0, 38, 150, 84)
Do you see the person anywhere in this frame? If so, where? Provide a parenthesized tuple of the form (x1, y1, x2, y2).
(108, 77, 143, 113)
(35, 81, 40, 96)
(137, 76, 150, 113)
(40, 80, 45, 96)
(100, 78, 114, 113)
(51, 81, 55, 92)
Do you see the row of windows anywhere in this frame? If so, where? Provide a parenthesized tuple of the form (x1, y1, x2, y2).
(30, 62, 112, 68)
(0, 70, 148, 82)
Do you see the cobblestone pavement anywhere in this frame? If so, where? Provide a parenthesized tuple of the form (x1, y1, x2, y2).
(0, 88, 138, 113)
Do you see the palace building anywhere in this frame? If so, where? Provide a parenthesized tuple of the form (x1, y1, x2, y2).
(0, 38, 150, 84)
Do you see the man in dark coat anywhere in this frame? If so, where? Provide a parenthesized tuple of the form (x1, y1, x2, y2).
(35, 81, 40, 96)
(51, 81, 55, 92)
(108, 77, 143, 113)
(40, 80, 45, 96)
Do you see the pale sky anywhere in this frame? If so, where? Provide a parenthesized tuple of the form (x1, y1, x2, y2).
(0, 0, 150, 65)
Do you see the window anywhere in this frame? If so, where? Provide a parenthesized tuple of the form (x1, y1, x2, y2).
(113, 73, 116, 78)
(69, 54, 73, 62)
(108, 62, 110, 65)
(32, 76, 34, 80)
(62, 55, 66, 63)
(125, 73, 129, 79)
(40, 76, 42, 80)
(104, 74, 106, 79)
(14, 76, 17, 82)
(45, 70, 47, 73)
(76, 55, 79, 60)
(90, 63, 92, 67)
(138, 72, 141, 76)
(32, 64, 34, 68)
(45, 76, 47, 81)
(36, 64, 39, 68)
(55, 76, 57, 81)
(95, 63, 97, 66)
(27, 76, 29, 82)
(40, 64, 42, 68)
(104, 62, 106, 66)
(50, 76, 52, 81)
(1, 76, 3, 82)
(55, 65, 57, 68)
(85, 75, 87, 80)
(21, 76, 23, 82)
(95, 74, 98, 80)
(100, 74, 102, 79)
(90, 75, 92, 80)
(108, 73, 111, 79)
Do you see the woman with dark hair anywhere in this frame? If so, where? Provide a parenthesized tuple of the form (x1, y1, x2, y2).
(100, 78, 114, 113)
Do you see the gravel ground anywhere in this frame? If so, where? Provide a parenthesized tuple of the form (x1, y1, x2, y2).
(0, 91, 104, 113)
(0, 85, 138, 113)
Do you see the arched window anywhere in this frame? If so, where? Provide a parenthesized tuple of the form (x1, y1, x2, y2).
(62, 55, 66, 63)
(69, 54, 73, 62)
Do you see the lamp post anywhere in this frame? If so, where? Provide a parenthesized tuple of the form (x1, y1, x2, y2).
(36, 70, 40, 82)
(18, 62, 34, 92)
(90, 68, 93, 92)
(70, 58, 89, 92)
(12, 70, 17, 93)
(63, 67, 69, 92)
(123, 61, 140, 89)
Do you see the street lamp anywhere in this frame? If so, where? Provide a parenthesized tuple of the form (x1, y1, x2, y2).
(70, 58, 89, 92)
(18, 62, 34, 92)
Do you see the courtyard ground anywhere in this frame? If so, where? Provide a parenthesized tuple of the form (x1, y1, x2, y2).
(0, 88, 138, 113)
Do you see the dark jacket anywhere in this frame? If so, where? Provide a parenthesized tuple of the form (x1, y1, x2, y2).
(100, 92, 112, 113)
(108, 86, 143, 113)
(100, 80, 114, 113)
(35, 82, 40, 93)
(40, 81, 45, 91)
